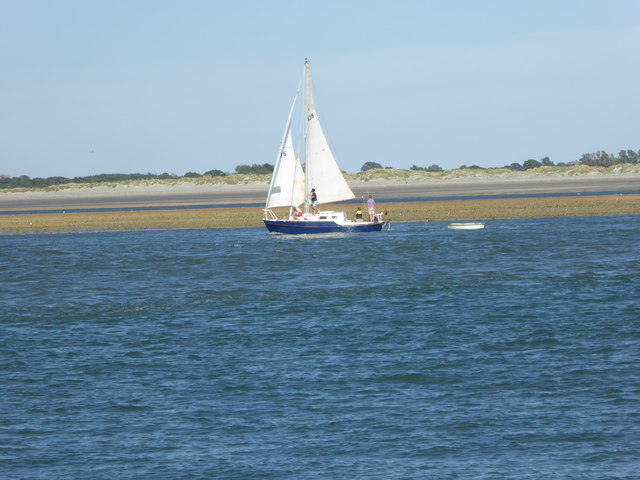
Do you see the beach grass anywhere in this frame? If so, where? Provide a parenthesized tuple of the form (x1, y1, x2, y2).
(1, 194, 638, 233)
(3, 164, 640, 195)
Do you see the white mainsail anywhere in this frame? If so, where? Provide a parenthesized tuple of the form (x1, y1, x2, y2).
(304, 61, 355, 205)
(265, 98, 306, 209)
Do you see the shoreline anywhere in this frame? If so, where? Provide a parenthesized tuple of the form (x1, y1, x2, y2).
(1, 173, 639, 210)
(2, 194, 638, 233)
(1, 174, 638, 233)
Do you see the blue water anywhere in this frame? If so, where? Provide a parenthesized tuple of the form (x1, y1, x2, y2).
(1, 217, 639, 479)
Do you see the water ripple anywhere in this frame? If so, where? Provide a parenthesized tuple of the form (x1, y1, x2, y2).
(1, 218, 639, 479)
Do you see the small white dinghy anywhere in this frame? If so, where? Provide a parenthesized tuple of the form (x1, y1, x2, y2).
(448, 222, 485, 230)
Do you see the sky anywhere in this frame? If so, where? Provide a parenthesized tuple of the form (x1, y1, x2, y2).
(1, 0, 639, 178)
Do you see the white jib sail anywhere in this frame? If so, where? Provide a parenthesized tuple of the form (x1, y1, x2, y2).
(304, 62, 355, 205)
(266, 96, 306, 209)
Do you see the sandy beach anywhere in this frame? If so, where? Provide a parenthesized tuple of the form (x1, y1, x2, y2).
(2, 173, 639, 208)
(1, 173, 639, 233)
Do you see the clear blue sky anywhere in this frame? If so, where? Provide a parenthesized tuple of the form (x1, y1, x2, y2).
(1, 0, 639, 178)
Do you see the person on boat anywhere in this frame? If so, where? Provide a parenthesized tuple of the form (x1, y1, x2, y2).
(310, 189, 319, 214)
(355, 207, 363, 221)
(367, 195, 376, 222)
(289, 206, 303, 220)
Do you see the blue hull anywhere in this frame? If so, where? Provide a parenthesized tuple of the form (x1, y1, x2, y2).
(264, 220, 385, 235)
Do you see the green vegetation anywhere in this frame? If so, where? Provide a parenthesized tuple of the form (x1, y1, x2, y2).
(499, 150, 639, 172)
(0, 172, 178, 189)
(579, 150, 640, 167)
(204, 169, 227, 177)
(234, 163, 273, 175)
(361, 161, 383, 171)
(410, 164, 443, 172)
(1, 148, 639, 191)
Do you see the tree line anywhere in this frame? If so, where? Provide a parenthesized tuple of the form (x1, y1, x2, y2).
(1, 150, 637, 190)
(403, 148, 640, 173)
(0, 164, 272, 190)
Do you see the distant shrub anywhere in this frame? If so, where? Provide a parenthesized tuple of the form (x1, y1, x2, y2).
(234, 163, 274, 175)
(204, 169, 227, 177)
(361, 162, 383, 172)
(523, 159, 542, 170)
(411, 164, 443, 172)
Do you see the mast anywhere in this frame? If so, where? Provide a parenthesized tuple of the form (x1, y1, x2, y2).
(303, 58, 311, 213)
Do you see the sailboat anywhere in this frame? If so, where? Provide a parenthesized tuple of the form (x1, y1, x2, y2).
(263, 59, 386, 234)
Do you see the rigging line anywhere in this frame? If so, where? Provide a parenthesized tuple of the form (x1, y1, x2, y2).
(303, 60, 311, 212)
(294, 68, 305, 173)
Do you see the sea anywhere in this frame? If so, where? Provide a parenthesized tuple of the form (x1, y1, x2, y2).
(1, 216, 638, 480)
